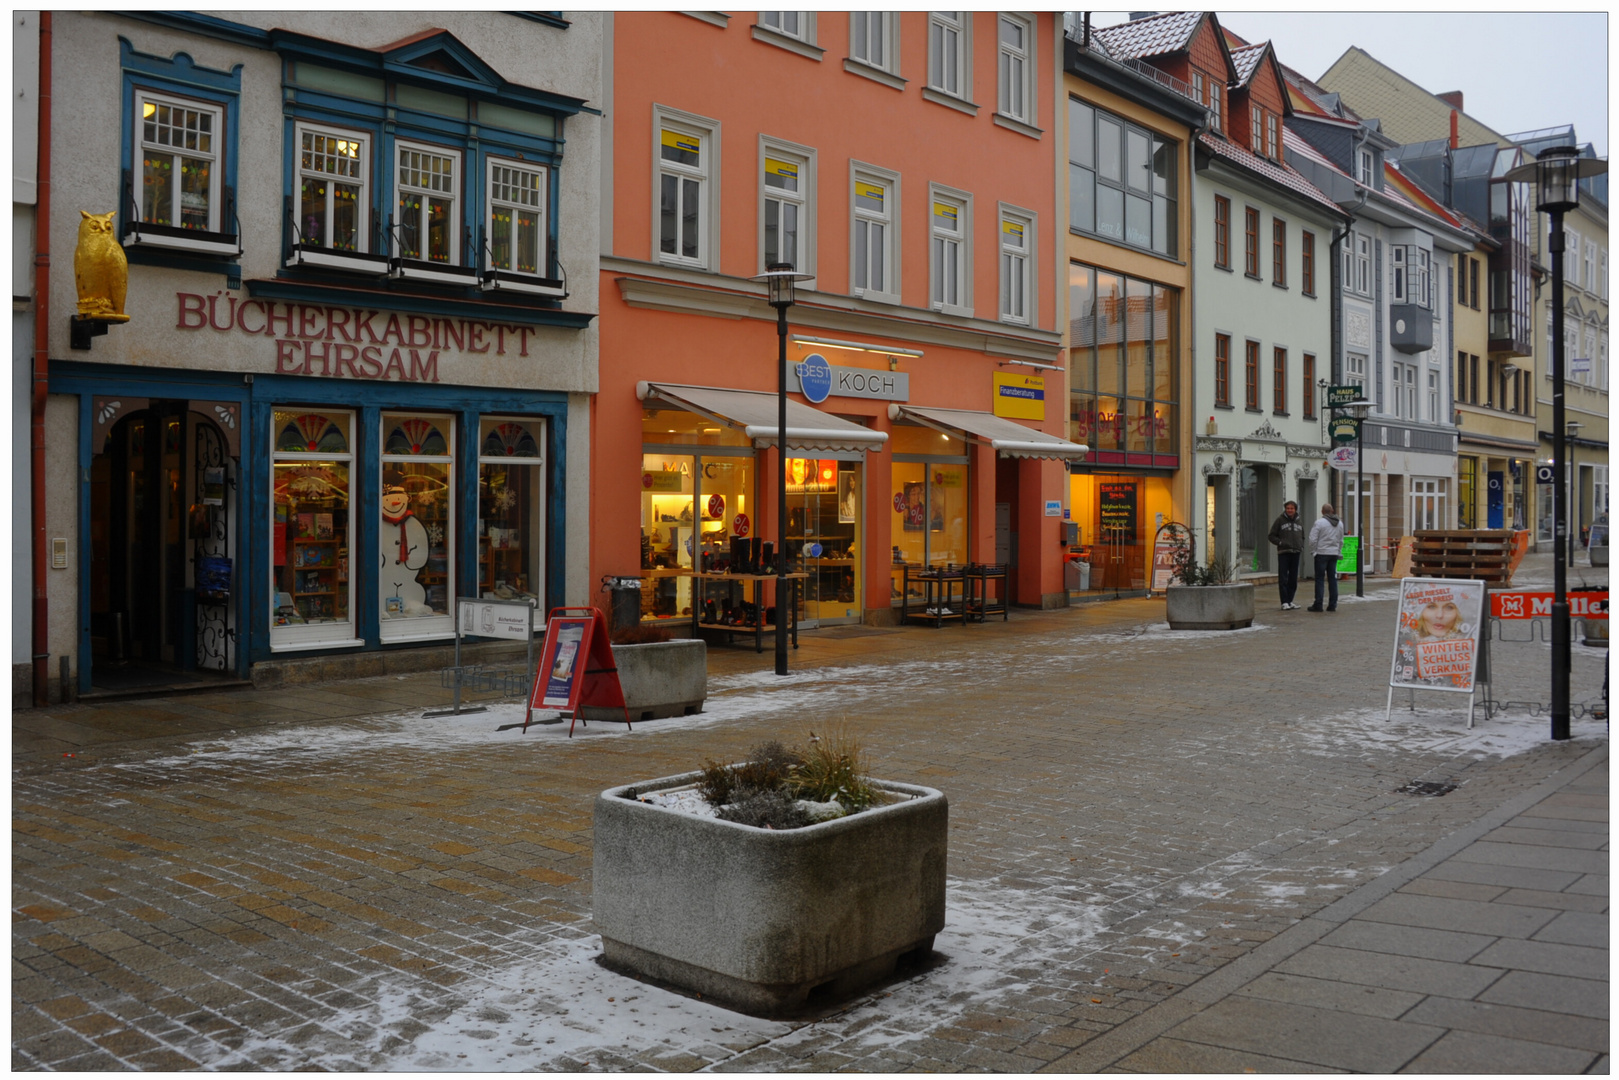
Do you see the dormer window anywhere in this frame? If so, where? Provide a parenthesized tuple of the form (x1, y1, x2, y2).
(1357, 147, 1374, 186)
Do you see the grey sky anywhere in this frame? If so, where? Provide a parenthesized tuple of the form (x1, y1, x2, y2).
(1087, 12, 1609, 156)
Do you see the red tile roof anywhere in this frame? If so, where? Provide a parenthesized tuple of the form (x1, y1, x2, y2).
(1201, 131, 1344, 218)
(1230, 43, 1267, 87)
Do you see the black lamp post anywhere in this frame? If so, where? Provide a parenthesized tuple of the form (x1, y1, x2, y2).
(1566, 421, 1582, 566)
(1505, 145, 1608, 741)
(750, 262, 812, 676)
(1348, 398, 1371, 598)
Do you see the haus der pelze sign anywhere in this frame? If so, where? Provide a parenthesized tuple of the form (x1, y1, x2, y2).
(174, 291, 549, 384)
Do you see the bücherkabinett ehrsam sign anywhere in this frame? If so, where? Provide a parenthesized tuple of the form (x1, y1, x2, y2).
(173, 291, 549, 384)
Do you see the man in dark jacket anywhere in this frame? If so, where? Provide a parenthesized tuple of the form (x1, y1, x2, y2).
(1267, 500, 1306, 610)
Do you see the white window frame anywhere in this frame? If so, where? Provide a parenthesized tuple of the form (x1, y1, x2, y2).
(652, 105, 720, 271)
(1357, 148, 1374, 186)
(132, 88, 227, 244)
(996, 13, 1036, 127)
(1427, 367, 1440, 422)
(929, 183, 972, 317)
(1356, 234, 1371, 295)
(1266, 113, 1278, 160)
(1393, 361, 1418, 419)
(1207, 79, 1221, 134)
(287, 121, 373, 273)
(485, 155, 549, 280)
(1583, 238, 1597, 292)
(1347, 352, 1368, 399)
(926, 12, 973, 105)
(998, 203, 1035, 326)
(1391, 245, 1406, 303)
(759, 11, 810, 41)
(394, 138, 462, 267)
(758, 136, 816, 285)
(850, 161, 900, 305)
(1408, 477, 1445, 531)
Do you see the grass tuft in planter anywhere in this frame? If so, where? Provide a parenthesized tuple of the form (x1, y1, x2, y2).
(697, 727, 886, 829)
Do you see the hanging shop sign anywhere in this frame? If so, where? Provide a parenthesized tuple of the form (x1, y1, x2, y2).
(1327, 384, 1364, 408)
(787, 357, 909, 401)
(1328, 446, 1358, 471)
(1330, 417, 1360, 443)
(174, 292, 549, 384)
(992, 373, 1045, 420)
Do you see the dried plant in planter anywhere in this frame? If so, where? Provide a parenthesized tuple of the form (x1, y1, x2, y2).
(696, 732, 884, 829)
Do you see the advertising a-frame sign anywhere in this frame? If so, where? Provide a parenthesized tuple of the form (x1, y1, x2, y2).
(525, 606, 632, 737)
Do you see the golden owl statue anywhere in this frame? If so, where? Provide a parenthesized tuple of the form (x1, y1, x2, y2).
(74, 210, 130, 322)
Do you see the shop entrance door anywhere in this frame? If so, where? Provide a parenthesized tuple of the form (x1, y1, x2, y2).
(90, 402, 238, 691)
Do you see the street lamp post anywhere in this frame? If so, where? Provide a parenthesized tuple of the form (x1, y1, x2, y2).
(1350, 399, 1370, 598)
(1505, 146, 1608, 741)
(750, 262, 812, 677)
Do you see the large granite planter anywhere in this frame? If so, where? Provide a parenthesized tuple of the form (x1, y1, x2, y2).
(1590, 545, 1608, 568)
(580, 639, 706, 723)
(593, 772, 947, 1018)
(1165, 583, 1255, 630)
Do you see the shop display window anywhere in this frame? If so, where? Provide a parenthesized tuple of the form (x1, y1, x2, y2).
(787, 458, 862, 624)
(889, 426, 969, 605)
(478, 418, 545, 609)
(1066, 473, 1171, 593)
(639, 445, 756, 624)
(271, 410, 354, 644)
(1068, 261, 1179, 461)
(380, 412, 454, 639)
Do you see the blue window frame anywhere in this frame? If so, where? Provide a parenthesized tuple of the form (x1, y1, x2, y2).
(275, 30, 587, 298)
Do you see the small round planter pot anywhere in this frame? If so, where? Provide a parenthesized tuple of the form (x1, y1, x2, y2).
(593, 772, 947, 1018)
(1165, 582, 1255, 630)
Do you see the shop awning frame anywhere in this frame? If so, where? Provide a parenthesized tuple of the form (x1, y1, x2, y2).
(637, 381, 888, 454)
(887, 404, 1089, 461)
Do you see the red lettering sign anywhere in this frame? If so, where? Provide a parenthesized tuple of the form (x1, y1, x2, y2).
(1491, 591, 1607, 620)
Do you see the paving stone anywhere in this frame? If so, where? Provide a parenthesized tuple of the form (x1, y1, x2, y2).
(1532, 910, 1610, 948)
(1275, 944, 1505, 999)
(1478, 971, 1609, 1019)
(1399, 1029, 1598, 1074)
(1469, 938, 1610, 981)
(1233, 971, 1423, 1019)
(1318, 920, 1494, 963)
(1450, 840, 1610, 876)
(1400, 996, 1610, 1054)
(1157, 996, 1442, 1072)
(1494, 887, 1610, 913)
(1104, 1035, 1335, 1073)
(1353, 892, 1558, 939)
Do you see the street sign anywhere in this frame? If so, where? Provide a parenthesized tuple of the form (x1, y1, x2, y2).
(1329, 446, 1358, 471)
(1327, 384, 1363, 408)
(1571, 357, 1591, 375)
(1330, 417, 1359, 443)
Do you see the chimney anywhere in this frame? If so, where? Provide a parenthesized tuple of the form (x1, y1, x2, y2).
(1437, 91, 1464, 111)
(1449, 109, 1459, 150)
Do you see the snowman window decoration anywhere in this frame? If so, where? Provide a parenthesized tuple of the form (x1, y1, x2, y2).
(380, 482, 433, 618)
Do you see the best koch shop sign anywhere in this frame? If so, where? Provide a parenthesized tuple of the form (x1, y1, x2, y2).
(787, 354, 909, 402)
(173, 291, 549, 383)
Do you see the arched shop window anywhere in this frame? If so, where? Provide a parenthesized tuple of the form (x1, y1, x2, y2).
(271, 410, 354, 646)
(478, 417, 546, 609)
(380, 412, 455, 640)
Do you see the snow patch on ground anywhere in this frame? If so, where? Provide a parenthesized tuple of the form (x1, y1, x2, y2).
(1291, 704, 1609, 761)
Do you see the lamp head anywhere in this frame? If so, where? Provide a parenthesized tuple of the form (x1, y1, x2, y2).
(750, 262, 812, 308)
(1504, 145, 1608, 214)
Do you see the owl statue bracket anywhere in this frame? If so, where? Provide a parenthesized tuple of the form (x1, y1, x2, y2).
(70, 210, 130, 350)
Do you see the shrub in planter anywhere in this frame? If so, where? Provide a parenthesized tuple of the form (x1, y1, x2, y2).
(1164, 545, 1254, 630)
(593, 732, 947, 1017)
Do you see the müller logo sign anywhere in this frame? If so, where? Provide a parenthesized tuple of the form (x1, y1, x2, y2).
(174, 292, 544, 383)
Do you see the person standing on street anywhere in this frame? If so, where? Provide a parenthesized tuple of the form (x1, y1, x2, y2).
(1267, 500, 1306, 610)
(1307, 503, 1346, 612)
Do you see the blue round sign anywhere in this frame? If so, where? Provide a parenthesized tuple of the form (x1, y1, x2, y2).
(796, 353, 832, 404)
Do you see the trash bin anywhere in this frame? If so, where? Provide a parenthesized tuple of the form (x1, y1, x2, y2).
(601, 575, 643, 634)
(1063, 556, 1090, 592)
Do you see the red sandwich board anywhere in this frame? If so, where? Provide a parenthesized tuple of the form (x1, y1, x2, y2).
(525, 606, 632, 737)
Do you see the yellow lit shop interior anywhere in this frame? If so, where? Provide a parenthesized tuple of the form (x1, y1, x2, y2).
(638, 408, 863, 627)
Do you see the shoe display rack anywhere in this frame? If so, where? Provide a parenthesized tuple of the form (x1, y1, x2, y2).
(964, 564, 1008, 622)
(693, 572, 807, 653)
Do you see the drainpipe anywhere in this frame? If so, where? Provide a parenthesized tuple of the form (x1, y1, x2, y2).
(32, 12, 52, 706)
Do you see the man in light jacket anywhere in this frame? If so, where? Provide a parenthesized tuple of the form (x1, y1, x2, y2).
(1267, 500, 1306, 610)
(1306, 503, 1346, 612)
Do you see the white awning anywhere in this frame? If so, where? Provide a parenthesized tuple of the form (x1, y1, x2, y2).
(888, 404, 1089, 460)
(637, 382, 888, 454)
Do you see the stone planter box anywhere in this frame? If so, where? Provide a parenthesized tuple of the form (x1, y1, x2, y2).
(1589, 545, 1608, 568)
(593, 772, 948, 1018)
(580, 639, 706, 723)
(1165, 582, 1255, 630)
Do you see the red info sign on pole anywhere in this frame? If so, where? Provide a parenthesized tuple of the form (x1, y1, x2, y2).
(526, 606, 631, 737)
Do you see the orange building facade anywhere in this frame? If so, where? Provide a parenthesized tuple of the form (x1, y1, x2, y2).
(595, 12, 1084, 631)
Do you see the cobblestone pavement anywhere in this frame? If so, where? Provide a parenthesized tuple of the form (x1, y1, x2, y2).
(13, 558, 1609, 1071)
